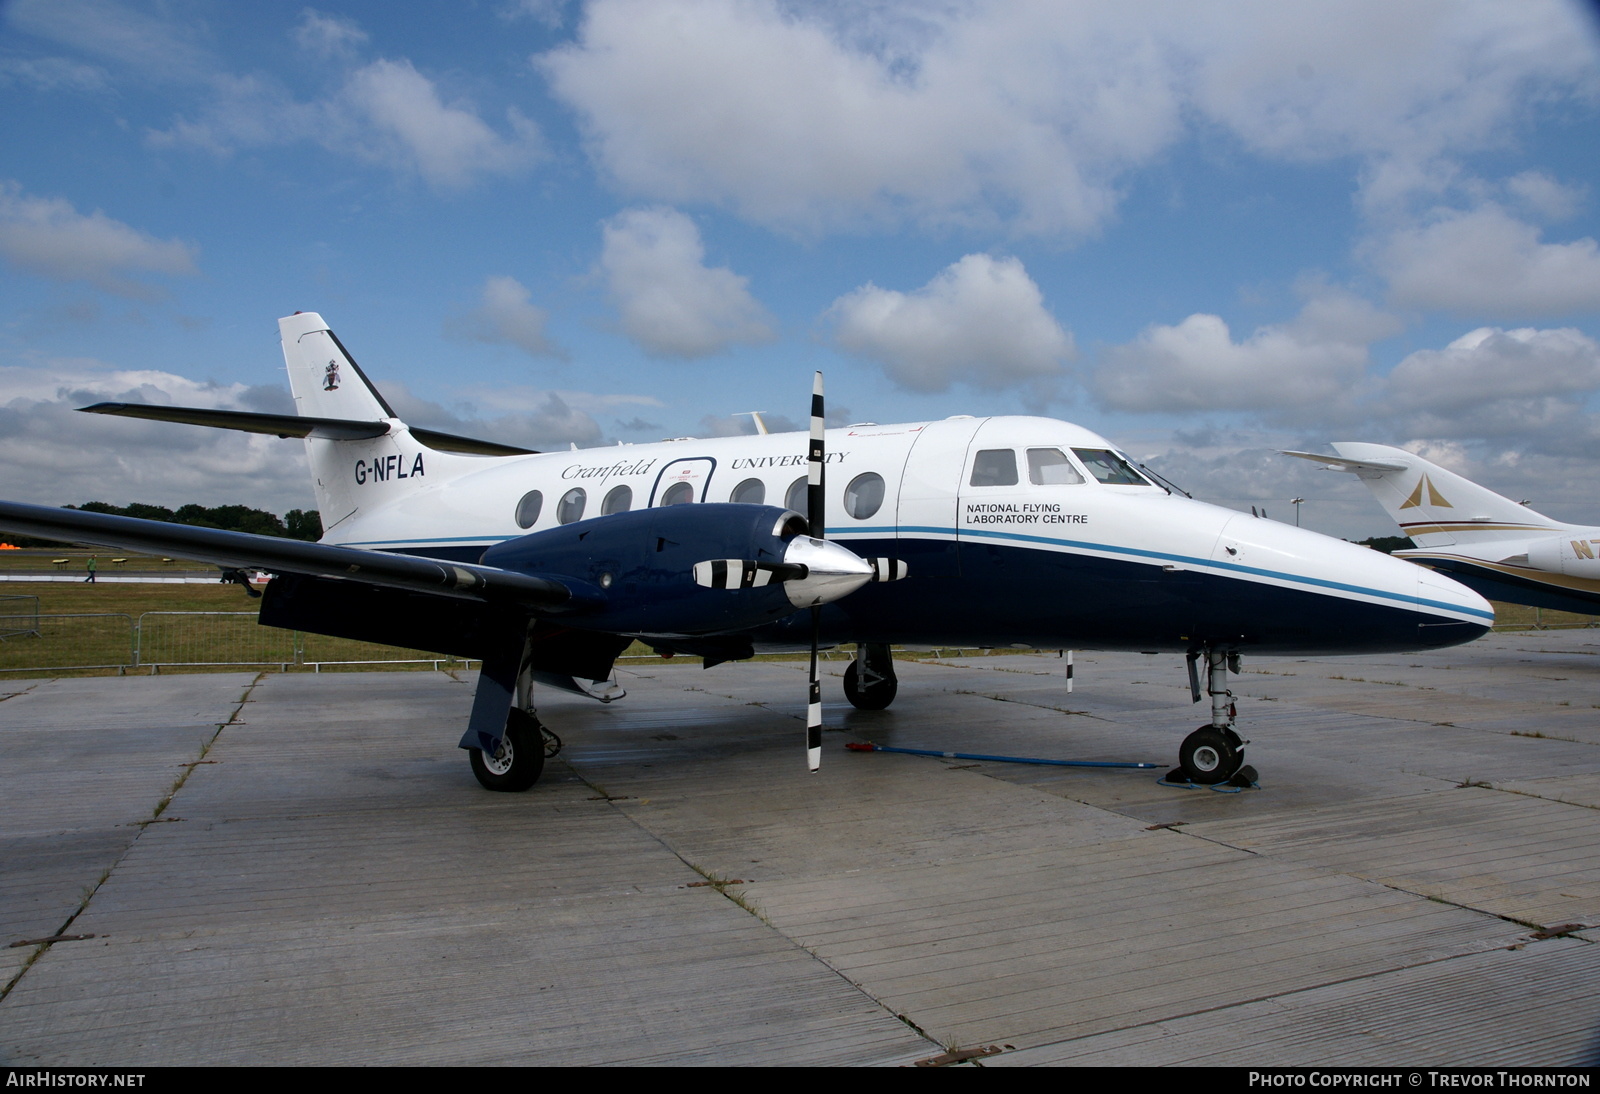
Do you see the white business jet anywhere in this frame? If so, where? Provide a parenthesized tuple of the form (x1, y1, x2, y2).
(0, 314, 1492, 791)
(1286, 442, 1600, 618)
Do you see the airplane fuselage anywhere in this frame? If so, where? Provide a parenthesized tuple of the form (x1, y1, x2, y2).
(315, 414, 1492, 656)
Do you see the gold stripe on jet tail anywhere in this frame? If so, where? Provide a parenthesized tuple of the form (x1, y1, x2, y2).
(1404, 552, 1600, 595)
(1399, 521, 1554, 536)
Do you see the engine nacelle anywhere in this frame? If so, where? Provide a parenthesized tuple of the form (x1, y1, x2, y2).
(481, 503, 865, 637)
(1524, 534, 1600, 578)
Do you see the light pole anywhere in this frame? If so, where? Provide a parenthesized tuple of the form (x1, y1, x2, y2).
(1290, 496, 1305, 527)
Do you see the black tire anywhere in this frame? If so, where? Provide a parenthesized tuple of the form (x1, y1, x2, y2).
(843, 659, 898, 710)
(470, 708, 546, 792)
(1178, 725, 1243, 785)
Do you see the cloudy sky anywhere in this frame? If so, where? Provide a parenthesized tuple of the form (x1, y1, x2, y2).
(3, 0, 1599, 538)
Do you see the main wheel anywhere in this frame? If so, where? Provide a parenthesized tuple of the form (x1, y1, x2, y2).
(843, 659, 898, 710)
(1178, 725, 1243, 785)
(470, 708, 547, 792)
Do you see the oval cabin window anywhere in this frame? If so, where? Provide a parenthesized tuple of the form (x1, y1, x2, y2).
(514, 490, 543, 529)
(660, 481, 695, 506)
(557, 487, 586, 524)
(843, 472, 885, 520)
(602, 484, 632, 515)
(784, 475, 808, 513)
(731, 478, 765, 505)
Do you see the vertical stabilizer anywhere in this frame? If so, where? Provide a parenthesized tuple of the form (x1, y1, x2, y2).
(1326, 443, 1563, 547)
(279, 312, 409, 537)
(280, 312, 395, 422)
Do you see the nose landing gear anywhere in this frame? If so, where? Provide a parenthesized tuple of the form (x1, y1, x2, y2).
(1172, 646, 1257, 787)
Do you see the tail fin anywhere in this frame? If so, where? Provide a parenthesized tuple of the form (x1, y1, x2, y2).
(279, 312, 412, 537)
(1286, 442, 1562, 547)
(280, 312, 395, 422)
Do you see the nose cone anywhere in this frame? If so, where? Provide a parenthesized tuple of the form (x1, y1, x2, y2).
(1213, 513, 1493, 650)
(782, 536, 874, 608)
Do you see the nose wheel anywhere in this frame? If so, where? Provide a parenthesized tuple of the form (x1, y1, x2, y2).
(1170, 645, 1257, 788)
(1178, 725, 1245, 784)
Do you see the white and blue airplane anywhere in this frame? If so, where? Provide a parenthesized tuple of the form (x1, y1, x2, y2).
(0, 313, 1493, 791)
(1287, 442, 1600, 618)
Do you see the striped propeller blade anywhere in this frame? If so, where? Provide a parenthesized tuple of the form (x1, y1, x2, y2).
(807, 372, 825, 539)
(807, 606, 822, 772)
(692, 559, 806, 589)
(865, 558, 909, 582)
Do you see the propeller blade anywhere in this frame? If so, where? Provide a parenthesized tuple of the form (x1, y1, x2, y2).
(864, 558, 909, 582)
(692, 559, 807, 589)
(807, 605, 822, 772)
(807, 372, 825, 772)
(808, 372, 825, 539)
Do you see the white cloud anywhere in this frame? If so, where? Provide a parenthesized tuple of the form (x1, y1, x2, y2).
(1375, 327, 1600, 447)
(540, 0, 1597, 235)
(0, 56, 108, 93)
(448, 276, 564, 359)
(827, 254, 1073, 393)
(1505, 171, 1586, 222)
(5, 0, 215, 83)
(599, 207, 775, 358)
(1376, 205, 1600, 317)
(1385, 327, 1600, 414)
(377, 381, 605, 450)
(0, 364, 312, 511)
(292, 9, 369, 58)
(0, 182, 198, 298)
(1095, 285, 1398, 414)
(143, 47, 540, 190)
(342, 59, 541, 188)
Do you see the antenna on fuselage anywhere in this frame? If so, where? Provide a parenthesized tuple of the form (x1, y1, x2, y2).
(737, 412, 770, 436)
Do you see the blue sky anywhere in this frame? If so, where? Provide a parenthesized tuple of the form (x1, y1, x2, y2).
(3, 0, 1600, 538)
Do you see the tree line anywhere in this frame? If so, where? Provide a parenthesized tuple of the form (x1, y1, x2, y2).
(2, 504, 322, 548)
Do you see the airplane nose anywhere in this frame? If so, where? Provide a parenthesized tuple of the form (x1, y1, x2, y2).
(781, 535, 874, 608)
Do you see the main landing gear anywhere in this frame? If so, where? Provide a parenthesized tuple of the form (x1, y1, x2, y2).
(843, 643, 898, 710)
(470, 707, 546, 792)
(1172, 646, 1258, 787)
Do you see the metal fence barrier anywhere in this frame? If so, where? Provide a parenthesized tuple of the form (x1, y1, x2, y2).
(0, 611, 476, 674)
(0, 595, 41, 640)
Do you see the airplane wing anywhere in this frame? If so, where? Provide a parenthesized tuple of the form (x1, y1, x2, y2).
(80, 403, 538, 458)
(0, 500, 571, 610)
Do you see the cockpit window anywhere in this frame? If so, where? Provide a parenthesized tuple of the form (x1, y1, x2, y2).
(1071, 448, 1151, 486)
(970, 449, 1019, 487)
(1028, 448, 1084, 485)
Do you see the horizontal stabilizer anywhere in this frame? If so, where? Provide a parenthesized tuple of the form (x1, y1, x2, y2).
(0, 500, 570, 610)
(79, 403, 538, 457)
(1281, 450, 1408, 475)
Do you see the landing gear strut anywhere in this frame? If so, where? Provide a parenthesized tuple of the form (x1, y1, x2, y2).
(843, 643, 898, 710)
(1174, 646, 1256, 786)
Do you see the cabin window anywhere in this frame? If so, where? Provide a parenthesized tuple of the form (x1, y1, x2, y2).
(843, 472, 885, 520)
(1028, 448, 1085, 485)
(602, 484, 632, 515)
(514, 490, 543, 529)
(784, 475, 808, 513)
(731, 478, 766, 505)
(970, 449, 1019, 487)
(1071, 448, 1151, 486)
(557, 487, 586, 524)
(660, 481, 694, 506)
